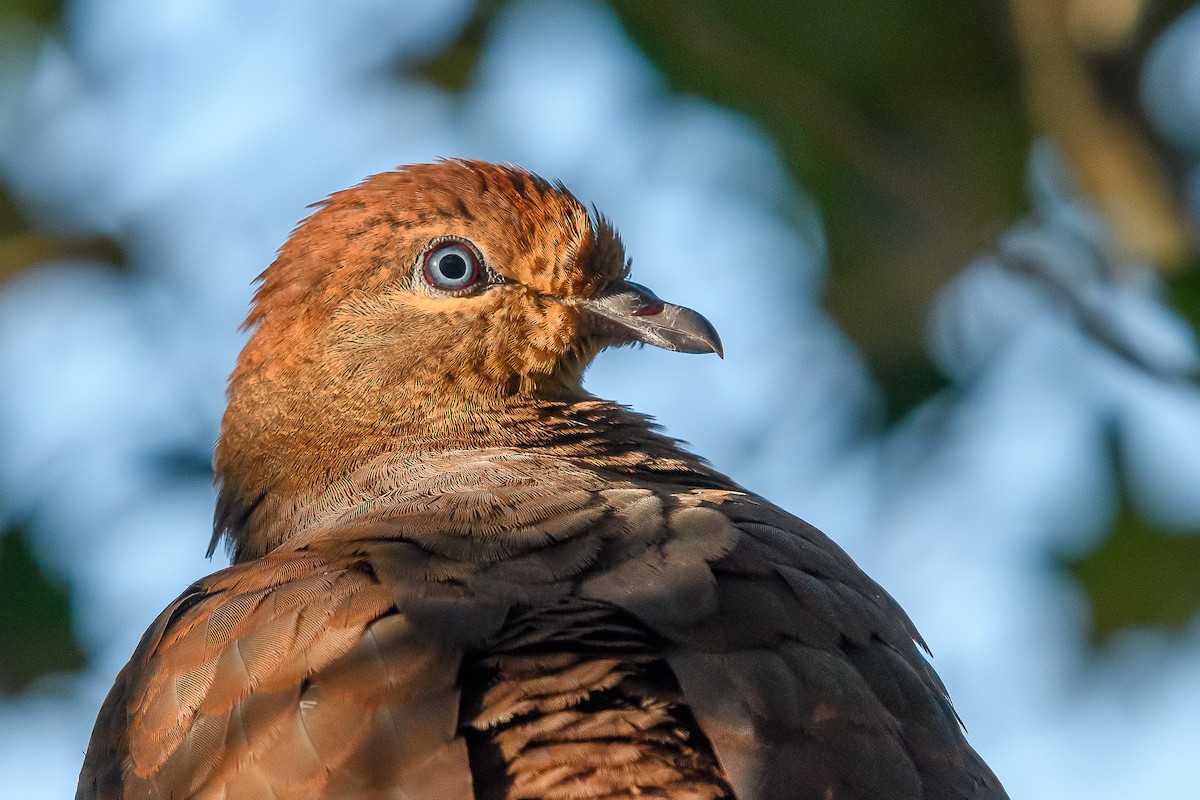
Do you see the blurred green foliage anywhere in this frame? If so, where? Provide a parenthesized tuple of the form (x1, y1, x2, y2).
(1067, 505, 1200, 642)
(0, 0, 58, 27)
(414, 2, 498, 91)
(0, 184, 125, 284)
(0, 524, 85, 694)
(1168, 264, 1200, 332)
(1063, 432, 1200, 643)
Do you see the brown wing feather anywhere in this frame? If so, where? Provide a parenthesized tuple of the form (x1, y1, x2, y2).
(650, 496, 1005, 800)
(76, 551, 473, 800)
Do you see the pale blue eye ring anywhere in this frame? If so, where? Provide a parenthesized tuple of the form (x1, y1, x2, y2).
(423, 241, 480, 291)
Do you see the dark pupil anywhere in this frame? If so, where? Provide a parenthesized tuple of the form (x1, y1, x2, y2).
(438, 252, 468, 281)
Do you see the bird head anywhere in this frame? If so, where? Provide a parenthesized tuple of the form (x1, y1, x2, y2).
(213, 160, 720, 557)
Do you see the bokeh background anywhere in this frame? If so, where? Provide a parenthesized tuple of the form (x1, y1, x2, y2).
(2, 0, 1200, 797)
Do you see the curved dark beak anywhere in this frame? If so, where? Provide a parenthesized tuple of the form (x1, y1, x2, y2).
(579, 281, 723, 357)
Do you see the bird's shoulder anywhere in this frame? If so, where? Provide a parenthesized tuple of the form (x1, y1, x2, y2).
(76, 550, 472, 800)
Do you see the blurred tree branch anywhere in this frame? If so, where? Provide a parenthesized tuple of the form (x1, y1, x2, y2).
(1009, 0, 1193, 269)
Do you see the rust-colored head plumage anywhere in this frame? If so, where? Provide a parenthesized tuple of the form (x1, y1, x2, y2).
(248, 160, 629, 330)
(239, 160, 631, 397)
(214, 160, 720, 559)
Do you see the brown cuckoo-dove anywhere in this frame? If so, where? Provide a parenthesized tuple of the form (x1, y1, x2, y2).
(77, 160, 1007, 800)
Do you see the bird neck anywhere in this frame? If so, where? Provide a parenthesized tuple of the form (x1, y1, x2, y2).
(213, 373, 720, 562)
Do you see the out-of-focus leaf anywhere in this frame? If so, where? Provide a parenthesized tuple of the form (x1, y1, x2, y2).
(0, 185, 24, 239)
(1063, 428, 1200, 645)
(873, 357, 949, 425)
(1166, 264, 1200, 334)
(0, 233, 126, 285)
(1064, 501, 1200, 644)
(0, 0, 60, 27)
(411, 1, 501, 92)
(0, 188, 126, 286)
(0, 523, 86, 694)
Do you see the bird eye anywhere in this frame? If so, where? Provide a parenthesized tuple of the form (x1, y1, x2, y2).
(422, 241, 481, 292)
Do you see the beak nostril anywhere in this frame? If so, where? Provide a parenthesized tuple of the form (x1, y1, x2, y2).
(632, 303, 665, 317)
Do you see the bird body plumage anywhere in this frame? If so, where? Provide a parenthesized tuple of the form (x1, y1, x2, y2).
(78, 161, 1006, 800)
